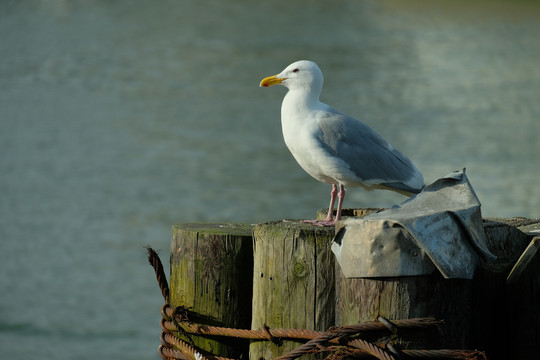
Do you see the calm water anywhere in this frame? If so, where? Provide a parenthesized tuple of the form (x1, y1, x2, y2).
(1, 1, 539, 359)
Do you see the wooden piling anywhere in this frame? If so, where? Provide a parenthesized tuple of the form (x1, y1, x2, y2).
(249, 220, 335, 360)
(165, 213, 540, 360)
(335, 270, 472, 348)
(169, 223, 254, 358)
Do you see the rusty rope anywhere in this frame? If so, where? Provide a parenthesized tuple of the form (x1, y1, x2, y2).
(378, 316, 399, 335)
(161, 330, 240, 360)
(146, 246, 170, 302)
(275, 330, 336, 360)
(315, 346, 488, 360)
(161, 318, 322, 341)
(397, 349, 488, 360)
(348, 339, 397, 360)
(161, 303, 440, 342)
(275, 325, 399, 360)
(159, 345, 191, 360)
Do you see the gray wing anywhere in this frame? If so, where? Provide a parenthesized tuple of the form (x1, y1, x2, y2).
(316, 108, 423, 192)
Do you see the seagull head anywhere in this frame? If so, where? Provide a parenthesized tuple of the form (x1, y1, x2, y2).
(260, 60, 323, 93)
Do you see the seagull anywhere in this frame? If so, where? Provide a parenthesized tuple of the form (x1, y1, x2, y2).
(260, 60, 424, 226)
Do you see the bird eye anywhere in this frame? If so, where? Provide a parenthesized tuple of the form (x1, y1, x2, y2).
(292, 68, 299, 73)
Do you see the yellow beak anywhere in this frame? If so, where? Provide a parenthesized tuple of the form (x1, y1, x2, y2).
(260, 74, 285, 87)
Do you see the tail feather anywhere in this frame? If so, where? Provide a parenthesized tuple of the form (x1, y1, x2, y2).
(379, 182, 424, 196)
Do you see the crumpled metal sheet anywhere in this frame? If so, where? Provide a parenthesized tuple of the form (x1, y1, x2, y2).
(331, 169, 497, 279)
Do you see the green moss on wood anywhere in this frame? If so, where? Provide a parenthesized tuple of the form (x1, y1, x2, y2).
(250, 220, 335, 359)
(170, 223, 254, 358)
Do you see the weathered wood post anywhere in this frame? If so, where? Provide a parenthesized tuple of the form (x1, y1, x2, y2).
(169, 223, 254, 358)
(335, 269, 472, 347)
(250, 220, 335, 360)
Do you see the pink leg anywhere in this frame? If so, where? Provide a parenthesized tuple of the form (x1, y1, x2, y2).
(325, 184, 338, 222)
(335, 185, 345, 222)
(302, 184, 340, 227)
